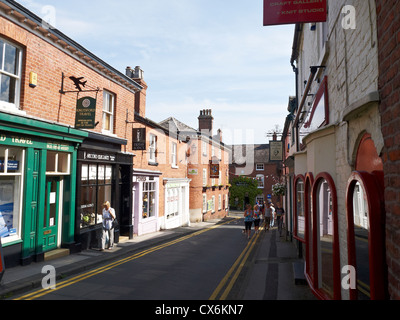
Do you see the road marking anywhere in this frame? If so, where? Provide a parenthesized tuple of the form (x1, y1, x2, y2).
(209, 224, 264, 300)
(14, 218, 240, 300)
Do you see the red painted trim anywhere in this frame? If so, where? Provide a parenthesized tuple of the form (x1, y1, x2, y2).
(304, 173, 315, 286)
(346, 171, 388, 300)
(293, 174, 306, 242)
(311, 172, 341, 300)
(304, 76, 329, 129)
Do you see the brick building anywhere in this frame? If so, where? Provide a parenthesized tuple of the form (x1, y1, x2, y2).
(281, 0, 387, 300)
(229, 143, 281, 209)
(0, 0, 146, 266)
(376, 0, 400, 300)
(159, 109, 231, 223)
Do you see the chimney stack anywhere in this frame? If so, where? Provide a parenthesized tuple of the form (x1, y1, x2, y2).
(198, 109, 214, 136)
(126, 66, 147, 117)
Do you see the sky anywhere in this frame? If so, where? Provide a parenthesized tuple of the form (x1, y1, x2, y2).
(17, 0, 295, 145)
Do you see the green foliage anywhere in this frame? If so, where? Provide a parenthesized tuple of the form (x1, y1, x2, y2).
(229, 176, 263, 210)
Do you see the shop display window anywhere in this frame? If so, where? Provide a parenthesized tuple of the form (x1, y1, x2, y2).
(294, 175, 305, 240)
(0, 147, 24, 243)
(142, 182, 156, 219)
(80, 163, 113, 228)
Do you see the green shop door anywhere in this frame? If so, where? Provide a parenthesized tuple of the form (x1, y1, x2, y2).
(42, 177, 61, 252)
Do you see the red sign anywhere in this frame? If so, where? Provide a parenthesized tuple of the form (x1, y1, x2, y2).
(263, 0, 327, 26)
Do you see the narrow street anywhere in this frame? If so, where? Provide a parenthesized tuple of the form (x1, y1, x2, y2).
(11, 216, 314, 302)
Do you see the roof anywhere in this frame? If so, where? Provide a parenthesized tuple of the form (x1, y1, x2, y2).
(158, 117, 197, 133)
(1, 0, 143, 93)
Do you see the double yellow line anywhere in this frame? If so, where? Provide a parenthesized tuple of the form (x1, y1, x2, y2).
(15, 218, 239, 300)
(209, 225, 264, 300)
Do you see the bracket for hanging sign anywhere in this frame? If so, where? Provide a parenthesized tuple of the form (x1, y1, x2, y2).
(59, 72, 101, 94)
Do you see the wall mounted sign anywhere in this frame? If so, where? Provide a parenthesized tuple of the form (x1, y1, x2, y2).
(132, 128, 146, 150)
(210, 163, 219, 179)
(75, 97, 97, 129)
(263, 0, 327, 26)
(270, 141, 283, 161)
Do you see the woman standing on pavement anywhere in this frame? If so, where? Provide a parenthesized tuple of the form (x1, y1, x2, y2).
(244, 204, 254, 239)
(253, 204, 261, 234)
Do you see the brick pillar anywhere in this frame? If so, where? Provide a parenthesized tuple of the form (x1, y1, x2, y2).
(376, 0, 400, 300)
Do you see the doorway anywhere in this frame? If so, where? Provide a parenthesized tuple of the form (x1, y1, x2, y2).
(42, 177, 62, 252)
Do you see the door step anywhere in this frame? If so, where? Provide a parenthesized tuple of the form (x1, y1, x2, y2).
(44, 248, 70, 262)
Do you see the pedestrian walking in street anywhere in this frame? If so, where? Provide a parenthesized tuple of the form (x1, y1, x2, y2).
(253, 204, 261, 234)
(269, 203, 276, 228)
(275, 202, 285, 237)
(264, 202, 272, 231)
(101, 201, 116, 251)
(244, 204, 254, 239)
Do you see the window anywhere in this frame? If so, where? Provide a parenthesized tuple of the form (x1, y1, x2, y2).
(202, 141, 207, 156)
(142, 181, 156, 219)
(0, 147, 24, 243)
(225, 194, 229, 209)
(295, 177, 305, 240)
(102, 91, 115, 133)
(149, 134, 157, 163)
(256, 174, 264, 188)
(218, 194, 222, 211)
(80, 164, 113, 228)
(202, 194, 207, 213)
(167, 188, 179, 219)
(256, 163, 264, 171)
(46, 152, 70, 175)
(211, 195, 215, 213)
(203, 168, 207, 187)
(171, 142, 177, 167)
(0, 38, 22, 110)
(218, 170, 222, 185)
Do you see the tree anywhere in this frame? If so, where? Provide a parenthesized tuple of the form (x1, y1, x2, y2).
(229, 176, 263, 210)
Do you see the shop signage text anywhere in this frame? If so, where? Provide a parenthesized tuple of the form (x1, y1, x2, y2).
(75, 97, 97, 129)
(263, 0, 327, 26)
(83, 151, 116, 162)
(132, 128, 146, 150)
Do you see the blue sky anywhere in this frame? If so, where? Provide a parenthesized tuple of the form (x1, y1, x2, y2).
(18, 0, 295, 144)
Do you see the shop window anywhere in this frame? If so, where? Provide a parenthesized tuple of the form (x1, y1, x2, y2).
(0, 147, 24, 243)
(346, 171, 387, 300)
(167, 188, 179, 219)
(304, 173, 314, 285)
(80, 164, 113, 228)
(311, 173, 340, 300)
(0, 38, 22, 111)
(102, 91, 115, 134)
(46, 151, 70, 175)
(142, 182, 156, 219)
(294, 175, 305, 241)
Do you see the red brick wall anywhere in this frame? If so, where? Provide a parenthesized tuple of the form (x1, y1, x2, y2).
(0, 16, 137, 144)
(376, 0, 400, 299)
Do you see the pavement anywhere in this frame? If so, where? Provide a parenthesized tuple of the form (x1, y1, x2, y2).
(0, 211, 316, 300)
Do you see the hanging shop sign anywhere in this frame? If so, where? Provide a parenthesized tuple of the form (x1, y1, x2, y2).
(270, 141, 283, 161)
(75, 97, 97, 129)
(210, 163, 219, 179)
(263, 0, 327, 26)
(132, 128, 146, 150)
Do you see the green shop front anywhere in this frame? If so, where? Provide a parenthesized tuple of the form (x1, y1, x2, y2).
(0, 113, 87, 267)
